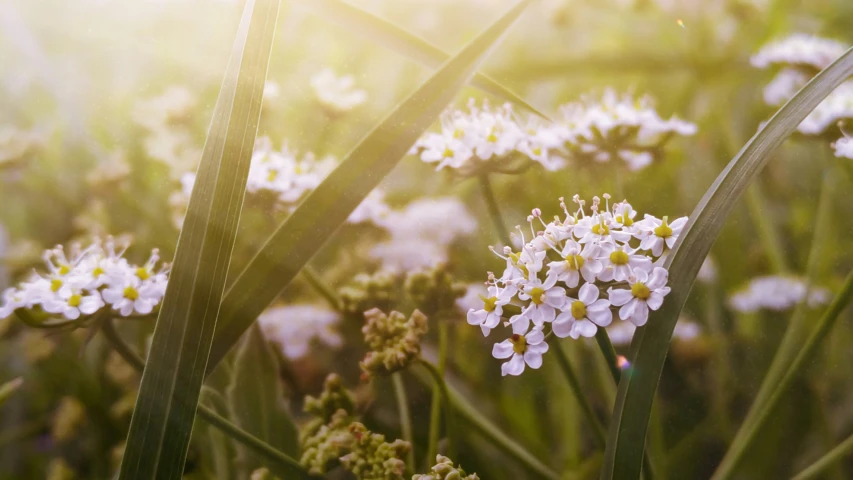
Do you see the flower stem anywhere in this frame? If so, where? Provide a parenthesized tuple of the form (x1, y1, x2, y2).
(301, 265, 342, 311)
(594, 328, 621, 384)
(549, 338, 606, 446)
(712, 267, 853, 480)
(793, 432, 853, 480)
(392, 373, 415, 472)
(100, 318, 310, 478)
(427, 319, 449, 465)
(420, 360, 455, 461)
(745, 183, 789, 274)
(478, 173, 512, 247)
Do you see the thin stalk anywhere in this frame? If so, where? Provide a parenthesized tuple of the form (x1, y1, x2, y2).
(549, 338, 606, 446)
(100, 318, 309, 478)
(712, 268, 853, 480)
(392, 373, 415, 472)
(301, 266, 341, 311)
(793, 432, 853, 480)
(427, 319, 449, 465)
(745, 183, 789, 274)
(594, 328, 622, 384)
(704, 280, 733, 437)
(478, 173, 512, 247)
(420, 360, 455, 461)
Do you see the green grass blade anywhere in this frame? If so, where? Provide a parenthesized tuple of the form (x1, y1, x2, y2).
(118, 1, 281, 478)
(296, 0, 549, 120)
(601, 46, 853, 480)
(227, 323, 299, 469)
(793, 431, 853, 480)
(0, 377, 23, 407)
(206, 0, 534, 374)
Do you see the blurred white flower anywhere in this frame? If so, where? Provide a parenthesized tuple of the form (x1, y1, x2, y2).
(0, 126, 42, 169)
(310, 68, 367, 114)
(696, 256, 718, 284)
(132, 86, 196, 131)
(834, 136, 853, 159)
(607, 318, 701, 346)
(492, 322, 548, 377)
(762, 68, 811, 106)
(257, 304, 342, 360)
(346, 189, 391, 226)
(751, 34, 846, 71)
(728, 275, 830, 313)
(86, 150, 131, 187)
(797, 82, 853, 135)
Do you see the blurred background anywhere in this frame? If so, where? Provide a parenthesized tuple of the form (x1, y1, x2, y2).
(2, 0, 853, 478)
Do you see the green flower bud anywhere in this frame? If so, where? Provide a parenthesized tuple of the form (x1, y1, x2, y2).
(404, 265, 467, 317)
(360, 309, 428, 379)
(413, 455, 479, 480)
(340, 422, 410, 480)
(339, 272, 398, 318)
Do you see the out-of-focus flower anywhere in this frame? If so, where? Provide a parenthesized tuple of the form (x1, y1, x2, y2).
(728, 275, 830, 313)
(405, 264, 467, 317)
(52, 396, 86, 442)
(133, 87, 200, 178)
(86, 150, 131, 188)
(360, 308, 427, 378)
(607, 318, 702, 346)
(414, 455, 480, 480)
(338, 272, 398, 318)
(797, 82, 853, 135)
(347, 189, 391, 226)
(761, 68, 811, 106)
(339, 422, 410, 480)
(751, 34, 846, 71)
(696, 256, 717, 284)
(0, 126, 42, 170)
(834, 136, 853, 159)
(132, 86, 196, 131)
(258, 304, 342, 360)
(310, 68, 367, 114)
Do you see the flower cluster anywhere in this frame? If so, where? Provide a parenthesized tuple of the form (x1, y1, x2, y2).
(257, 304, 343, 360)
(0, 237, 168, 321)
(339, 272, 398, 319)
(411, 94, 695, 175)
(414, 455, 479, 480)
(310, 68, 368, 115)
(360, 308, 428, 379)
(339, 423, 410, 480)
(834, 135, 853, 159)
(172, 136, 391, 228)
(727, 275, 830, 313)
(467, 194, 683, 376)
(557, 89, 697, 170)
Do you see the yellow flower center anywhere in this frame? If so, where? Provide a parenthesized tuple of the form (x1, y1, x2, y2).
(50, 279, 63, 292)
(616, 214, 633, 226)
(510, 333, 527, 354)
(136, 267, 150, 281)
(508, 252, 530, 278)
(570, 300, 587, 320)
(532, 147, 542, 156)
(67, 294, 81, 307)
(92, 267, 104, 277)
(123, 286, 139, 300)
(487, 133, 498, 143)
(267, 169, 279, 182)
(453, 128, 464, 139)
(58, 265, 71, 275)
(529, 287, 546, 305)
(610, 250, 629, 265)
(631, 282, 651, 300)
(564, 253, 585, 270)
(481, 295, 498, 313)
(592, 222, 610, 235)
(654, 217, 672, 238)
(443, 147, 455, 158)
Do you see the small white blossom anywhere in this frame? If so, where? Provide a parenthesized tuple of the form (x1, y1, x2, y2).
(553, 283, 612, 339)
(517, 276, 566, 325)
(728, 275, 830, 313)
(597, 243, 652, 282)
(636, 215, 687, 257)
(696, 257, 718, 284)
(608, 267, 671, 326)
(833, 136, 853, 159)
(310, 68, 367, 114)
(546, 240, 602, 288)
(492, 322, 548, 376)
(467, 284, 516, 336)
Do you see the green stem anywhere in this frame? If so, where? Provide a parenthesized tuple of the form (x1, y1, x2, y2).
(712, 268, 853, 480)
(745, 183, 789, 274)
(478, 173, 512, 247)
(427, 319, 449, 465)
(594, 328, 621, 384)
(549, 338, 606, 446)
(392, 373, 415, 472)
(301, 266, 341, 311)
(793, 432, 853, 480)
(100, 318, 310, 478)
(420, 360, 455, 461)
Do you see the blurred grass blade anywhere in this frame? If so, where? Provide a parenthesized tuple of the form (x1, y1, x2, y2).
(227, 323, 299, 471)
(0, 377, 23, 407)
(119, 1, 280, 478)
(793, 431, 853, 480)
(712, 268, 853, 479)
(601, 46, 853, 480)
(207, 0, 534, 373)
(296, 0, 549, 120)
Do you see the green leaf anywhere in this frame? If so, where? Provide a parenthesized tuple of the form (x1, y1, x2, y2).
(601, 46, 853, 480)
(118, 1, 281, 478)
(206, 0, 534, 374)
(296, 0, 549, 120)
(227, 323, 299, 474)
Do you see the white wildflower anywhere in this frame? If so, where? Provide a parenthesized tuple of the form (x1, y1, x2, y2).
(751, 34, 846, 71)
(553, 283, 612, 339)
(833, 136, 853, 159)
(608, 267, 671, 326)
(728, 275, 830, 313)
(492, 322, 548, 377)
(636, 215, 688, 257)
(310, 68, 367, 114)
(258, 304, 342, 359)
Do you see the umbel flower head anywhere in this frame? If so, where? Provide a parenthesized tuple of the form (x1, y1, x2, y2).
(300, 409, 355, 476)
(471, 194, 682, 375)
(360, 309, 428, 379)
(414, 455, 480, 480)
(339, 422, 411, 480)
(404, 264, 467, 317)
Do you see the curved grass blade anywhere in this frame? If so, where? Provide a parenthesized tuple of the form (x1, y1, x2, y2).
(601, 46, 853, 480)
(207, 0, 535, 373)
(296, 0, 549, 120)
(118, 1, 281, 478)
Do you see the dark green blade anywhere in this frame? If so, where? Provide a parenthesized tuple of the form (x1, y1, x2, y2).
(207, 0, 534, 374)
(601, 47, 853, 480)
(297, 0, 550, 120)
(118, 1, 281, 478)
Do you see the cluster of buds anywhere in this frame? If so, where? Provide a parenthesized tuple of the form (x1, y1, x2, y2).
(404, 264, 467, 317)
(338, 272, 398, 319)
(300, 409, 355, 476)
(468, 194, 684, 376)
(360, 309, 428, 379)
(0, 237, 168, 322)
(413, 455, 480, 480)
(339, 423, 410, 480)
